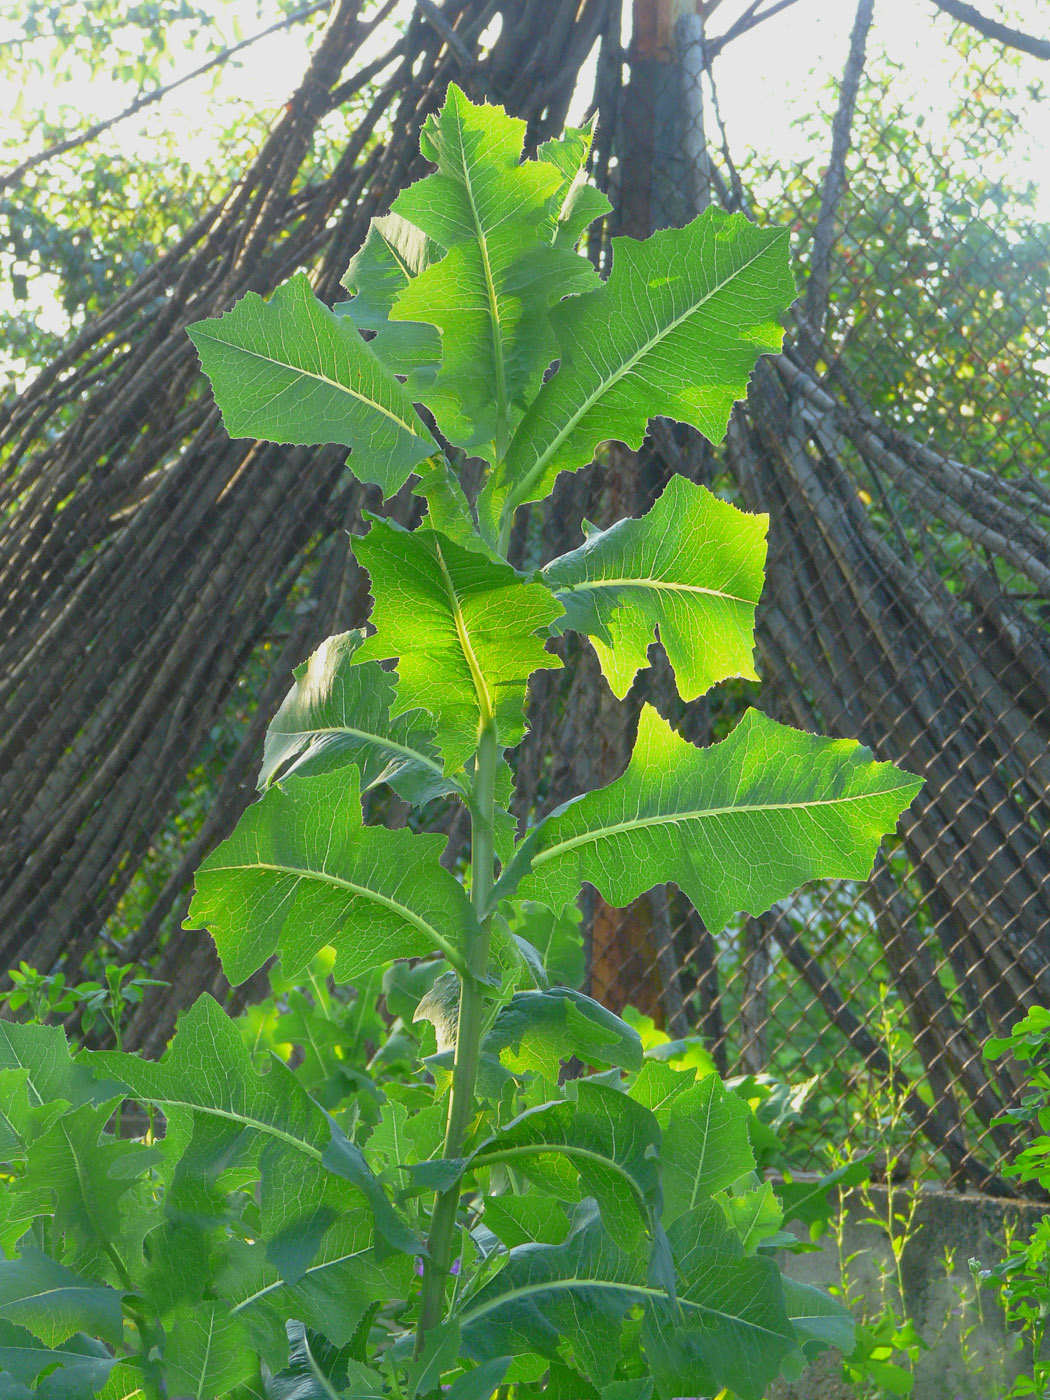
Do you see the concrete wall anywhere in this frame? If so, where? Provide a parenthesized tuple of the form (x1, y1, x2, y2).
(769, 1184, 1047, 1400)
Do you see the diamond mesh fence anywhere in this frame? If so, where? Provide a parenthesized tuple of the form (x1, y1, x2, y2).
(2, 0, 1048, 1195)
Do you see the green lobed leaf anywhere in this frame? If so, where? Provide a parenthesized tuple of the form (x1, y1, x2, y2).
(0, 1252, 123, 1349)
(499, 706, 923, 933)
(781, 1276, 855, 1359)
(661, 1072, 755, 1222)
(187, 765, 480, 986)
(600, 1383, 653, 1400)
(642, 1202, 796, 1400)
(482, 1195, 570, 1250)
(17, 1100, 159, 1272)
(0, 1321, 117, 1396)
(403, 1318, 461, 1399)
(90, 994, 418, 1258)
(266, 1320, 380, 1399)
(0, 1068, 66, 1160)
(187, 272, 433, 496)
(483, 989, 642, 1083)
(504, 901, 585, 989)
(163, 1300, 256, 1400)
(626, 1060, 696, 1124)
(444, 1356, 512, 1400)
(352, 518, 562, 772)
(221, 1210, 410, 1375)
(459, 1201, 651, 1387)
(543, 475, 768, 701)
(721, 1179, 786, 1253)
(0, 1021, 119, 1112)
(470, 1083, 661, 1248)
(258, 630, 454, 807)
(480, 207, 795, 543)
(339, 211, 442, 377)
(0, 1188, 52, 1259)
(391, 84, 599, 461)
(91, 1362, 149, 1400)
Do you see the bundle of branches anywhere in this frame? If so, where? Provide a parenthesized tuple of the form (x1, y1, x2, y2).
(0, 0, 607, 1024)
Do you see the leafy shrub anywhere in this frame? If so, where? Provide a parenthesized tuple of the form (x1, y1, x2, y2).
(977, 1008, 1050, 1397)
(0, 86, 921, 1399)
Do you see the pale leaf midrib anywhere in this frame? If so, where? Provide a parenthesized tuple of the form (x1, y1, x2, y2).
(460, 1274, 789, 1338)
(230, 1244, 372, 1314)
(472, 1141, 648, 1219)
(530, 786, 901, 869)
(271, 722, 446, 780)
(450, 104, 509, 452)
(549, 574, 756, 606)
(432, 534, 495, 727)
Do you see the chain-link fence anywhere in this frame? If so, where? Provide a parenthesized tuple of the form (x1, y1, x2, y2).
(2, 0, 1048, 1194)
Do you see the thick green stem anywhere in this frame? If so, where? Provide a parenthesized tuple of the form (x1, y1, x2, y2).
(416, 719, 498, 1348)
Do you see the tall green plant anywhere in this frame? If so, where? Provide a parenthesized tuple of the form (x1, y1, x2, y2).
(0, 87, 922, 1399)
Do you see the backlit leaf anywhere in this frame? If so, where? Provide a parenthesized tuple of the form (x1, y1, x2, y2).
(187, 765, 479, 985)
(392, 84, 597, 459)
(543, 475, 767, 700)
(187, 273, 433, 496)
(537, 120, 612, 250)
(339, 212, 442, 377)
(480, 208, 795, 542)
(259, 630, 453, 807)
(661, 1073, 755, 1221)
(501, 706, 923, 934)
(483, 989, 642, 1082)
(352, 518, 562, 772)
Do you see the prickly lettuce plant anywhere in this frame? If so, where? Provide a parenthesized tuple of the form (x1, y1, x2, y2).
(0, 87, 922, 1400)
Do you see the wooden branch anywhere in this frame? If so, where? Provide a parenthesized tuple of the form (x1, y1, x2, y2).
(929, 0, 1050, 59)
(800, 0, 874, 353)
(706, 0, 808, 60)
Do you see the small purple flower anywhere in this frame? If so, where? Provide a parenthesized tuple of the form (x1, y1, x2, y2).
(451, 1257, 461, 1276)
(415, 1257, 425, 1277)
